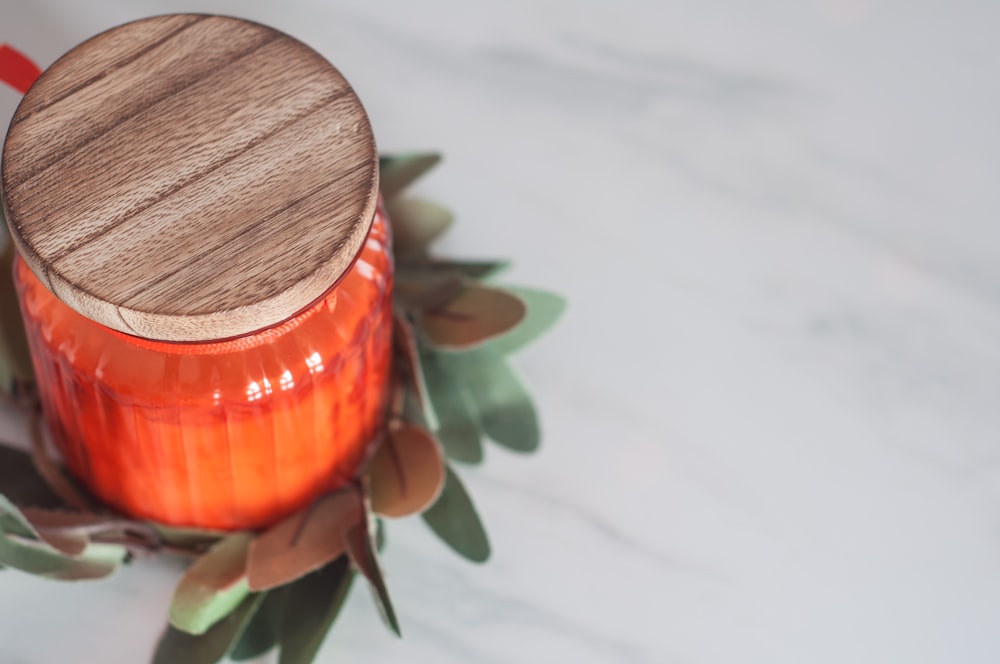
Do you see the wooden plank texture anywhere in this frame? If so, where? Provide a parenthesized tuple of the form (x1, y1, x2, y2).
(1, 14, 378, 342)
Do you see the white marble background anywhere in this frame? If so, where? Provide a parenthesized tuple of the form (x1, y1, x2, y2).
(1, 1, 999, 662)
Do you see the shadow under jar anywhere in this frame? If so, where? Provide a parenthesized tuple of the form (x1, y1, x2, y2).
(0, 14, 394, 530)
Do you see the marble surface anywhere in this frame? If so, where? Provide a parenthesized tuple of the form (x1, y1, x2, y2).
(2, 1, 999, 662)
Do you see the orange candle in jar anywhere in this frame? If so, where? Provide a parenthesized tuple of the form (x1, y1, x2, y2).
(0, 15, 393, 530)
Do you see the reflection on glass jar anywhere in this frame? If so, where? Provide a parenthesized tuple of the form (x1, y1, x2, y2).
(2, 15, 393, 531)
(15, 207, 393, 530)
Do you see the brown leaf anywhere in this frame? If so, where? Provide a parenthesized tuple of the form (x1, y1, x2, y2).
(394, 274, 465, 313)
(345, 520, 400, 637)
(368, 423, 446, 518)
(392, 313, 428, 408)
(386, 197, 453, 256)
(19, 508, 105, 555)
(17, 508, 113, 530)
(422, 285, 527, 350)
(246, 490, 364, 591)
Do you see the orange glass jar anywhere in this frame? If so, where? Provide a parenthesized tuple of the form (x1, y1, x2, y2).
(1, 15, 393, 530)
(12, 209, 392, 530)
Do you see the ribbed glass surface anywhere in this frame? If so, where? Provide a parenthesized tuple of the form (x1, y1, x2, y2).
(14, 208, 393, 530)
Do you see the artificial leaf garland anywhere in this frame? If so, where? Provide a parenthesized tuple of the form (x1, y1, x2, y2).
(0, 44, 564, 663)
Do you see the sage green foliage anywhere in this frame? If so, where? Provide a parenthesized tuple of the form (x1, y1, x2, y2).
(388, 197, 454, 255)
(274, 558, 354, 664)
(168, 532, 253, 636)
(422, 466, 491, 563)
(229, 587, 286, 661)
(490, 287, 567, 355)
(0, 525, 126, 580)
(419, 289, 565, 456)
(417, 313, 560, 555)
(438, 347, 540, 453)
(229, 559, 356, 664)
(154, 546, 354, 663)
(0, 494, 35, 537)
(381, 152, 564, 566)
(153, 593, 264, 664)
(0, 494, 127, 580)
(422, 352, 484, 464)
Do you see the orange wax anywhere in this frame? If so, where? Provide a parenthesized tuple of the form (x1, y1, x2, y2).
(14, 207, 394, 530)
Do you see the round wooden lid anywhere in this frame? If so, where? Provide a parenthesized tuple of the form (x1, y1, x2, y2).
(1, 14, 379, 342)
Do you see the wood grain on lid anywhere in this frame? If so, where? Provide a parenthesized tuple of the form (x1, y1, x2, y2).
(0, 14, 379, 342)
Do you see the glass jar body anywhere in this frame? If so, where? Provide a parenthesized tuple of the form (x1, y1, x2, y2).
(14, 208, 394, 530)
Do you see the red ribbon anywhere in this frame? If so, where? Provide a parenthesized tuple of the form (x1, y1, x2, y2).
(0, 44, 41, 94)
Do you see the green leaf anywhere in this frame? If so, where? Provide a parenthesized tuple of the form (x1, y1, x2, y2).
(58, 543, 129, 579)
(0, 493, 37, 538)
(345, 520, 401, 637)
(461, 351, 540, 453)
(277, 557, 355, 664)
(11, 509, 158, 558)
(422, 465, 490, 563)
(153, 593, 264, 664)
(379, 152, 441, 199)
(0, 497, 128, 576)
(422, 353, 484, 464)
(393, 313, 430, 411)
(0, 534, 125, 580)
(229, 588, 285, 661)
(169, 532, 253, 635)
(490, 287, 566, 355)
(435, 390, 484, 464)
(387, 197, 454, 256)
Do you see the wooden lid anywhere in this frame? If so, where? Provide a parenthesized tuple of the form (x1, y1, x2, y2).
(1, 14, 378, 342)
